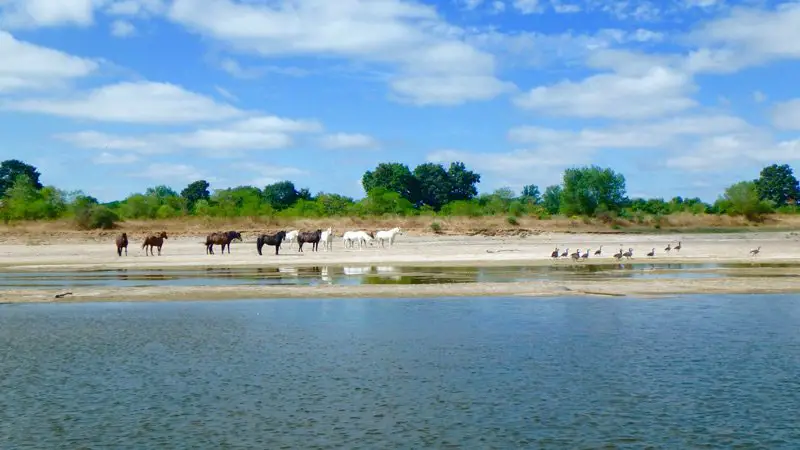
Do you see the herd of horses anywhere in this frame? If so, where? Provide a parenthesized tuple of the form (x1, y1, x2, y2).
(114, 227, 405, 257)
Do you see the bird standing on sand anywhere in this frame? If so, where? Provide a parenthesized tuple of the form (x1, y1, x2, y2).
(594, 246, 603, 256)
(561, 248, 569, 258)
(613, 248, 624, 260)
(581, 249, 590, 260)
(551, 247, 560, 259)
(570, 249, 581, 261)
(750, 246, 761, 257)
(674, 241, 682, 252)
(647, 248, 655, 257)
(622, 248, 634, 260)
(664, 243, 671, 253)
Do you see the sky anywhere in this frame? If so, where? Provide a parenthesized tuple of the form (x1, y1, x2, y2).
(1, 0, 799, 203)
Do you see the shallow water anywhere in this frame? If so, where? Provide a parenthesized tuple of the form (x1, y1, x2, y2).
(2, 295, 800, 448)
(0, 262, 797, 290)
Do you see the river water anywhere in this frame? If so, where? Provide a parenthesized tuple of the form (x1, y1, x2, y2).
(2, 295, 800, 448)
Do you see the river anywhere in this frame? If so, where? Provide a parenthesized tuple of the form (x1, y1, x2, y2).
(2, 295, 799, 448)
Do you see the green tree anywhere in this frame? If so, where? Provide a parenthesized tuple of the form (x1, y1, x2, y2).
(360, 187, 415, 216)
(413, 163, 451, 210)
(521, 184, 541, 204)
(145, 185, 178, 200)
(362, 163, 419, 203)
(3, 175, 42, 220)
(0, 160, 42, 197)
(446, 162, 480, 202)
(721, 181, 774, 221)
(542, 185, 562, 215)
(263, 181, 299, 210)
(181, 180, 211, 210)
(315, 193, 355, 216)
(560, 166, 627, 216)
(755, 164, 799, 207)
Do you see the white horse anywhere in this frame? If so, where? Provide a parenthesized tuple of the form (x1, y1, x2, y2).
(342, 231, 373, 249)
(375, 227, 403, 248)
(284, 230, 299, 248)
(320, 227, 334, 251)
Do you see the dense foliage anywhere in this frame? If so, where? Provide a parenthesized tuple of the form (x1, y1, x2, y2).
(0, 158, 796, 229)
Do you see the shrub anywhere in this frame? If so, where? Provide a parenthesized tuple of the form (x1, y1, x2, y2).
(430, 221, 442, 233)
(506, 216, 519, 226)
(75, 205, 119, 230)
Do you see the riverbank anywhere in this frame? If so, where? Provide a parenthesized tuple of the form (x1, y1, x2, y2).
(1, 231, 799, 303)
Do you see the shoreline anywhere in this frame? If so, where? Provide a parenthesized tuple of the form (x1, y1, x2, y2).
(1, 230, 799, 303)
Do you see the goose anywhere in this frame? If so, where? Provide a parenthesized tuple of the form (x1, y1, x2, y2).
(664, 243, 671, 253)
(581, 249, 590, 260)
(646, 248, 655, 257)
(613, 248, 624, 260)
(594, 246, 603, 256)
(570, 249, 581, 261)
(622, 248, 634, 260)
(550, 247, 560, 259)
(561, 248, 569, 258)
(750, 246, 761, 257)
(674, 241, 682, 252)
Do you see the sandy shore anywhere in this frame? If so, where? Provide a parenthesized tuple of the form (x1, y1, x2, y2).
(1, 231, 799, 302)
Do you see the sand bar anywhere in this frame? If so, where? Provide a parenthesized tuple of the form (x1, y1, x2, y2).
(0, 231, 798, 302)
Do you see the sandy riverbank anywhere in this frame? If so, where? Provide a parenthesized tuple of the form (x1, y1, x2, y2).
(0, 231, 799, 302)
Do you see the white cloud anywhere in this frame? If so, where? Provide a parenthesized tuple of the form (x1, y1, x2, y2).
(133, 163, 209, 182)
(105, 0, 165, 17)
(110, 19, 135, 37)
(0, 30, 98, 93)
(508, 114, 750, 149)
(513, 0, 542, 14)
(551, 1, 580, 14)
(0, 0, 96, 28)
(319, 133, 380, 150)
(665, 136, 800, 172)
(686, 3, 800, 73)
(7, 81, 245, 124)
(93, 152, 139, 164)
(214, 86, 237, 102)
(514, 66, 696, 119)
(772, 99, 800, 130)
(491, 1, 506, 13)
(753, 90, 766, 103)
(166, 0, 510, 105)
(56, 115, 326, 154)
(461, 0, 484, 10)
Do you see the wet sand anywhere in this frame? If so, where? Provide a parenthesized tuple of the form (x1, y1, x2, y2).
(1, 231, 799, 302)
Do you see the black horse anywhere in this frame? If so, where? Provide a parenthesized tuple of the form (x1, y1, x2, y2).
(206, 230, 242, 255)
(256, 231, 287, 256)
(297, 229, 322, 252)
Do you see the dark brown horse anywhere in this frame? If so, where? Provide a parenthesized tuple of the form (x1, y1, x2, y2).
(256, 230, 287, 256)
(142, 231, 168, 256)
(115, 232, 128, 256)
(297, 229, 322, 252)
(205, 231, 242, 255)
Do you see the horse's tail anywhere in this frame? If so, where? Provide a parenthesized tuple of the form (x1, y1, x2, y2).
(256, 235, 264, 255)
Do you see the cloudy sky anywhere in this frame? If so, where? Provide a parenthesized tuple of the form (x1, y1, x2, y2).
(1, 0, 799, 202)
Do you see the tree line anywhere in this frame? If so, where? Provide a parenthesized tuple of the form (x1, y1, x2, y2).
(0, 158, 797, 229)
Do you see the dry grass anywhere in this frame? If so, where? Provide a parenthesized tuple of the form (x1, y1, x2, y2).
(0, 213, 798, 244)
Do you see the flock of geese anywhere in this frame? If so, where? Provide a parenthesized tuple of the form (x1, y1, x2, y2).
(549, 240, 764, 262)
(549, 241, 684, 262)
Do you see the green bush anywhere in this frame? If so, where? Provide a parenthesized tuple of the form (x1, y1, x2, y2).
(75, 205, 119, 230)
(430, 221, 442, 233)
(506, 216, 519, 226)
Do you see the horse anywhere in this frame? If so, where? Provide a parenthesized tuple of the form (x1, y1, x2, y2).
(256, 231, 287, 256)
(142, 232, 168, 256)
(298, 229, 322, 252)
(205, 231, 242, 255)
(375, 227, 403, 248)
(320, 227, 334, 251)
(115, 232, 128, 257)
(343, 231, 373, 249)
(284, 230, 300, 249)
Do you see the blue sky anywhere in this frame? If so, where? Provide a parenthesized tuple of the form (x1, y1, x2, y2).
(1, 0, 799, 203)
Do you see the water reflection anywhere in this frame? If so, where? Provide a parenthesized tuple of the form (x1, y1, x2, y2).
(0, 262, 797, 290)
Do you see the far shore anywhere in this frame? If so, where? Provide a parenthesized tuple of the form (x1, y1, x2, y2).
(1, 230, 799, 303)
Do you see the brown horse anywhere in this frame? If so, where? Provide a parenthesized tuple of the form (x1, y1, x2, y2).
(205, 231, 242, 255)
(297, 229, 322, 252)
(142, 231, 168, 256)
(115, 232, 128, 256)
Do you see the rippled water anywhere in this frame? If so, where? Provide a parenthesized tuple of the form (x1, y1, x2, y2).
(2, 295, 800, 448)
(1, 262, 797, 290)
